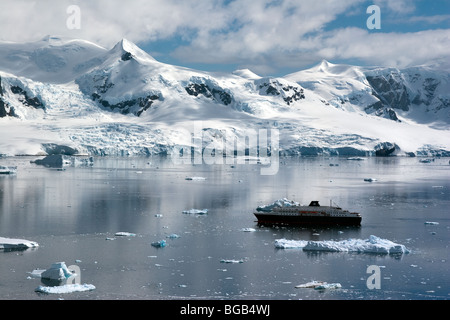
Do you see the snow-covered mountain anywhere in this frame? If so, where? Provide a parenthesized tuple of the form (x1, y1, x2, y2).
(286, 60, 450, 126)
(1, 36, 449, 158)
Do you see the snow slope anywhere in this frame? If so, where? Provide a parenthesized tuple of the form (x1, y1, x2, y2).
(0, 37, 449, 158)
(286, 60, 450, 127)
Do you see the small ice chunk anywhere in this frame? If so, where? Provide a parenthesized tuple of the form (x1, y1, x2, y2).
(295, 281, 327, 288)
(364, 178, 377, 182)
(151, 240, 166, 248)
(185, 177, 206, 181)
(220, 259, 244, 264)
(241, 228, 256, 232)
(115, 232, 136, 237)
(35, 284, 95, 294)
(182, 209, 208, 215)
(424, 222, 439, 225)
(166, 234, 180, 239)
(314, 283, 342, 290)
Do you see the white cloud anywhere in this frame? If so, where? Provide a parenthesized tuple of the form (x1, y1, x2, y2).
(0, 0, 449, 74)
(408, 14, 450, 24)
(320, 28, 450, 68)
(0, 0, 230, 46)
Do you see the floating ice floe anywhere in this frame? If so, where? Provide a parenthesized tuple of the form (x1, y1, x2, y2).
(115, 232, 136, 237)
(35, 283, 96, 294)
(0, 237, 39, 250)
(295, 281, 327, 288)
(424, 222, 439, 225)
(220, 259, 244, 264)
(185, 177, 206, 181)
(295, 281, 342, 290)
(256, 198, 299, 212)
(275, 235, 410, 254)
(241, 228, 256, 232)
(314, 283, 342, 290)
(166, 234, 180, 239)
(182, 209, 208, 215)
(274, 239, 309, 249)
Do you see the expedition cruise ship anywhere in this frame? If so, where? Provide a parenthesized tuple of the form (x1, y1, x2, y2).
(254, 200, 362, 226)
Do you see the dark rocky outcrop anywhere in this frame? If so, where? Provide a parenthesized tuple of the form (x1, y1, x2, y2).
(41, 143, 79, 156)
(10, 85, 44, 110)
(0, 77, 15, 118)
(374, 142, 399, 156)
(32, 154, 94, 168)
(185, 83, 233, 106)
(92, 93, 161, 116)
(366, 73, 410, 112)
(121, 51, 133, 61)
(258, 80, 305, 105)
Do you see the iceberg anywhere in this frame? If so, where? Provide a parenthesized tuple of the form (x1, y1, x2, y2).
(0, 237, 39, 250)
(35, 283, 95, 294)
(40, 262, 73, 281)
(275, 235, 410, 254)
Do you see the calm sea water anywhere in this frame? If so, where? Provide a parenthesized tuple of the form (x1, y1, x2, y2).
(0, 156, 449, 301)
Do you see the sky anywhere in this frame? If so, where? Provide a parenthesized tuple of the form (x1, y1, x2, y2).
(0, 0, 449, 76)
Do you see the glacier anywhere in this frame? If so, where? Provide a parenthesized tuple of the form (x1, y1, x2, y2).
(0, 36, 449, 158)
